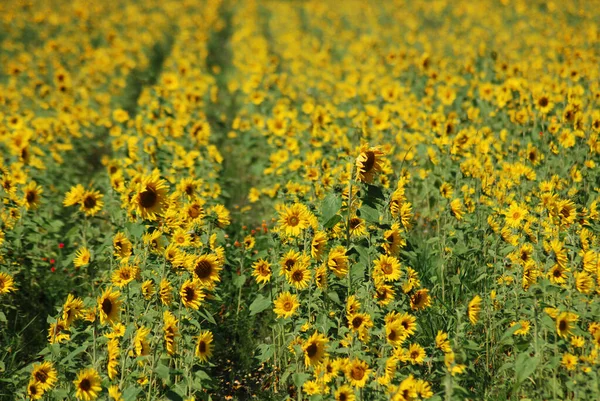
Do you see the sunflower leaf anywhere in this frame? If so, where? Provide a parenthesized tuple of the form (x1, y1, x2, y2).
(249, 294, 271, 316)
(321, 193, 342, 226)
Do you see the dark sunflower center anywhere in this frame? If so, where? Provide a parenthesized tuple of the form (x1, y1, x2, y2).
(538, 97, 549, 107)
(195, 260, 213, 279)
(388, 330, 397, 341)
(351, 366, 365, 380)
(352, 316, 363, 329)
(26, 191, 36, 203)
(79, 378, 91, 391)
(288, 216, 299, 226)
(35, 371, 48, 383)
(382, 263, 393, 275)
(185, 287, 195, 301)
(83, 195, 96, 209)
(140, 187, 158, 209)
(292, 271, 303, 282)
(283, 301, 292, 311)
(102, 298, 113, 315)
(363, 151, 375, 172)
(306, 343, 318, 358)
(339, 394, 347, 401)
(349, 218, 361, 229)
(553, 268, 562, 278)
(185, 185, 194, 195)
(559, 320, 567, 331)
(284, 259, 295, 270)
(199, 341, 206, 353)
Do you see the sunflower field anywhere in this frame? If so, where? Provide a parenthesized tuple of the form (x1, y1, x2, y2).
(1, 0, 600, 400)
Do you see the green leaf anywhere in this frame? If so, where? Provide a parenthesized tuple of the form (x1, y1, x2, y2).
(249, 294, 271, 316)
(165, 390, 184, 401)
(293, 372, 310, 388)
(323, 214, 342, 229)
(155, 363, 170, 381)
(257, 344, 274, 362)
(122, 387, 142, 401)
(0, 312, 6, 323)
(61, 345, 88, 365)
(515, 352, 539, 387)
(321, 193, 342, 225)
(233, 273, 246, 288)
(327, 291, 341, 305)
(359, 204, 379, 223)
(199, 309, 216, 325)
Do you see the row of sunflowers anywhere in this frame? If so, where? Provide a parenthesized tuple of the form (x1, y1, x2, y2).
(1, 0, 600, 400)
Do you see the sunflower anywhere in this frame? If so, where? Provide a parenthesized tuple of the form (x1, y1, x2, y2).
(407, 343, 426, 364)
(410, 289, 431, 311)
(287, 264, 311, 290)
(303, 331, 328, 367)
(382, 223, 405, 255)
(278, 203, 311, 237)
(113, 232, 132, 259)
(334, 385, 356, 401)
(195, 330, 213, 363)
(62, 294, 84, 327)
(467, 295, 482, 325)
(48, 319, 70, 344)
(373, 254, 402, 282)
(348, 313, 373, 334)
(311, 231, 327, 261)
(355, 144, 384, 183)
(73, 247, 91, 268)
(141, 280, 155, 300)
(375, 282, 395, 306)
(190, 254, 221, 287)
(503, 203, 527, 228)
(107, 338, 120, 379)
(348, 217, 367, 237)
(22, 181, 43, 209)
(561, 353, 577, 371)
(208, 204, 230, 228)
(273, 291, 300, 319)
(315, 265, 328, 289)
(345, 359, 371, 388)
(179, 279, 204, 309)
(27, 380, 43, 400)
(163, 311, 179, 355)
(111, 264, 138, 288)
(131, 174, 168, 220)
(31, 361, 57, 391)
(279, 249, 304, 276)
(252, 259, 272, 284)
(73, 368, 102, 401)
(108, 385, 123, 401)
(449, 198, 465, 220)
(79, 190, 104, 216)
(184, 201, 205, 222)
(134, 326, 151, 357)
(160, 279, 173, 305)
(328, 246, 349, 278)
(97, 287, 122, 325)
(385, 321, 407, 346)
(0, 272, 16, 295)
(556, 311, 578, 338)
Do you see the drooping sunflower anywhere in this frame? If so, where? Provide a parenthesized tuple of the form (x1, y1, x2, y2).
(0, 272, 16, 295)
(22, 181, 43, 209)
(179, 279, 204, 310)
(131, 174, 169, 220)
(73, 247, 91, 268)
(311, 231, 327, 261)
(163, 311, 179, 355)
(62, 294, 84, 327)
(467, 295, 482, 325)
(107, 338, 120, 380)
(449, 198, 465, 220)
(159, 279, 173, 306)
(328, 246, 349, 278)
(303, 331, 328, 367)
(278, 203, 311, 237)
(112, 232, 132, 259)
(195, 330, 213, 363)
(314, 265, 328, 289)
(355, 144, 384, 183)
(373, 254, 402, 282)
(134, 326, 151, 357)
(287, 264, 311, 290)
(79, 190, 104, 216)
(273, 291, 300, 319)
(190, 254, 221, 287)
(73, 368, 102, 401)
(252, 259, 272, 284)
(31, 361, 57, 391)
(345, 358, 371, 388)
(97, 287, 122, 325)
(556, 311, 578, 338)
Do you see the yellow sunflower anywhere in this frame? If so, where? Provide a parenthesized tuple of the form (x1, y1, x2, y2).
(190, 254, 221, 287)
(22, 181, 43, 209)
(287, 264, 311, 290)
(179, 279, 204, 310)
(273, 291, 300, 319)
(31, 361, 57, 391)
(131, 173, 169, 220)
(467, 295, 482, 325)
(303, 331, 328, 367)
(328, 246, 349, 278)
(97, 287, 122, 325)
(27, 380, 44, 400)
(252, 259, 272, 284)
(278, 203, 311, 237)
(334, 385, 356, 401)
(195, 330, 214, 363)
(73, 247, 91, 268)
(373, 254, 402, 282)
(556, 312, 578, 338)
(345, 358, 371, 388)
(73, 368, 102, 401)
(62, 294, 84, 327)
(355, 144, 384, 183)
(0, 272, 16, 295)
(79, 190, 104, 216)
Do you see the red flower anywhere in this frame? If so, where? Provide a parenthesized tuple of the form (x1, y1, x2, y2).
(59, 243, 64, 249)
